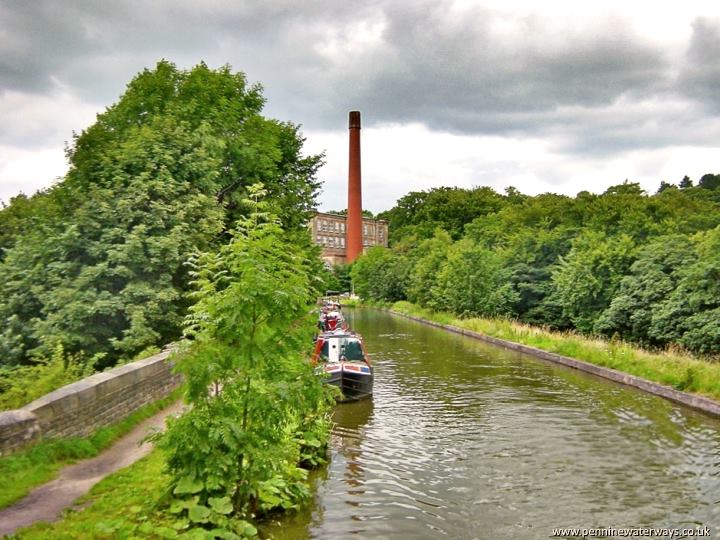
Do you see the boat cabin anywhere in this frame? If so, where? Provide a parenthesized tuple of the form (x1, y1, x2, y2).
(313, 331, 368, 364)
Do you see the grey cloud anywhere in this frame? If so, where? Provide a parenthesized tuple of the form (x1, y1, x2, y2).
(1, 0, 718, 159)
(296, 2, 672, 133)
(678, 17, 720, 111)
(0, 0, 376, 107)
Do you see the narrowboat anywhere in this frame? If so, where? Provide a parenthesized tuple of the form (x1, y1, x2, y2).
(312, 329, 373, 401)
(317, 301, 347, 332)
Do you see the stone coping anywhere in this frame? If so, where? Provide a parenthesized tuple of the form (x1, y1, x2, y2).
(22, 350, 171, 418)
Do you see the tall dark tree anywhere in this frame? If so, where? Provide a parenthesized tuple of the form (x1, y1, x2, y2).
(594, 235, 694, 344)
(649, 227, 720, 354)
(698, 173, 720, 190)
(0, 61, 322, 368)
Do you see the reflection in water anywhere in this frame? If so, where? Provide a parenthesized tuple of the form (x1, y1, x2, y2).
(263, 309, 720, 539)
(260, 399, 375, 538)
(333, 400, 373, 497)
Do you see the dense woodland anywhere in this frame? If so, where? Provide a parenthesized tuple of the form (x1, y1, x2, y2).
(0, 61, 328, 401)
(0, 62, 335, 534)
(351, 178, 720, 356)
(2, 60, 719, 376)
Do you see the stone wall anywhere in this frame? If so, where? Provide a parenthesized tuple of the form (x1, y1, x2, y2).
(0, 350, 182, 456)
(0, 410, 41, 455)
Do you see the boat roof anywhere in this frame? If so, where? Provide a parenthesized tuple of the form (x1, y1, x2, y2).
(318, 329, 362, 340)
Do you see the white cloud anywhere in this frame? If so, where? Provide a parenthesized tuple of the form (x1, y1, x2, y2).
(305, 123, 720, 212)
(0, 86, 98, 203)
(0, 87, 98, 148)
(0, 146, 68, 204)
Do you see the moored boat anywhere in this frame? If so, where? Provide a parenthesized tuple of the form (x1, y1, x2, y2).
(317, 301, 347, 332)
(312, 329, 373, 401)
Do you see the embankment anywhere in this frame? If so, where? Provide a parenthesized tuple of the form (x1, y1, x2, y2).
(379, 303, 720, 419)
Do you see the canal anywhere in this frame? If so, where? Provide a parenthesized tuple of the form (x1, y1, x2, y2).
(265, 309, 720, 539)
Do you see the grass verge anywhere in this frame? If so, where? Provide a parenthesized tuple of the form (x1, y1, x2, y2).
(0, 385, 184, 510)
(10, 446, 310, 540)
(9, 448, 175, 539)
(383, 300, 720, 402)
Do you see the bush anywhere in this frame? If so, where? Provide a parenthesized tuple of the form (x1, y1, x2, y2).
(156, 188, 334, 537)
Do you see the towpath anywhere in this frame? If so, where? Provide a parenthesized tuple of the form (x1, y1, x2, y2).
(0, 400, 184, 537)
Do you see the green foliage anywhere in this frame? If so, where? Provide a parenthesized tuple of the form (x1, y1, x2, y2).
(331, 263, 353, 294)
(350, 247, 410, 302)
(0, 344, 91, 410)
(594, 235, 693, 345)
(648, 227, 720, 354)
(698, 173, 720, 190)
(156, 189, 333, 536)
(32, 121, 225, 367)
(405, 230, 452, 307)
(0, 192, 61, 261)
(325, 209, 375, 218)
(430, 239, 517, 317)
(552, 231, 637, 333)
(353, 178, 720, 355)
(315, 262, 352, 296)
(378, 185, 506, 242)
(0, 61, 321, 370)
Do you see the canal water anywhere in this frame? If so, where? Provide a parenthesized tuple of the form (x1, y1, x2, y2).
(264, 309, 720, 539)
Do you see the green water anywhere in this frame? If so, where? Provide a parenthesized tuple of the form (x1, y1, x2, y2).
(264, 309, 720, 539)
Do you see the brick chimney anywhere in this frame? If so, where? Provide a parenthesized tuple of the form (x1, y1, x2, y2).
(346, 111, 363, 263)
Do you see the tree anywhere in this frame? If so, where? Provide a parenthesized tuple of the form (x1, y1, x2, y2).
(502, 227, 573, 327)
(698, 173, 720, 190)
(0, 61, 322, 368)
(32, 121, 224, 366)
(431, 239, 517, 317)
(552, 231, 636, 334)
(332, 263, 353, 293)
(378, 186, 506, 244)
(350, 247, 409, 302)
(67, 60, 322, 231)
(649, 227, 720, 354)
(657, 181, 676, 193)
(344, 176, 720, 352)
(325, 209, 374, 218)
(594, 235, 693, 345)
(406, 230, 452, 307)
(0, 193, 48, 261)
(158, 188, 333, 535)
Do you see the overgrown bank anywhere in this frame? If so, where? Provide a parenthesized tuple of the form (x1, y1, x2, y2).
(379, 301, 720, 404)
(5, 196, 335, 538)
(352, 182, 720, 357)
(11, 449, 185, 539)
(146, 191, 335, 538)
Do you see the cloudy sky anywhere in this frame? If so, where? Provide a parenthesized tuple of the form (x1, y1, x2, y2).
(1, 1, 719, 213)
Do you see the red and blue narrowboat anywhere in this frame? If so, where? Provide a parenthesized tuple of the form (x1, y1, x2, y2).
(312, 329, 373, 401)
